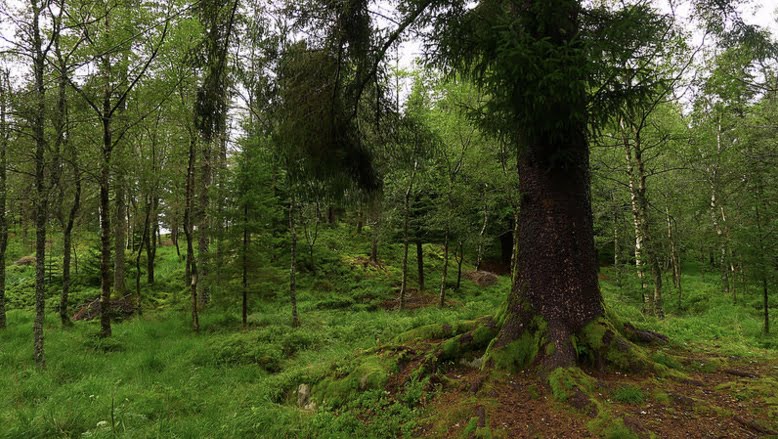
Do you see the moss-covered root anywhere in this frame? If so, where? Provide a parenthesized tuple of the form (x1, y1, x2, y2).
(549, 367, 641, 438)
(548, 367, 597, 413)
(481, 315, 549, 373)
(395, 319, 485, 344)
(436, 319, 499, 363)
(575, 317, 667, 373)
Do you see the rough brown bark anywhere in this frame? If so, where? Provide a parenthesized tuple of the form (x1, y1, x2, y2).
(493, 100, 603, 372)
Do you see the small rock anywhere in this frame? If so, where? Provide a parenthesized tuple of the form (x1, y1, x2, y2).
(297, 384, 311, 407)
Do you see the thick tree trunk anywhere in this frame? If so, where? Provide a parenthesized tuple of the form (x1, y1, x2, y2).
(492, 131, 604, 370)
(416, 239, 424, 291)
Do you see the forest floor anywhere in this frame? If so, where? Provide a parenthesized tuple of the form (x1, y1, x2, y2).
(0, 225, 776, 438)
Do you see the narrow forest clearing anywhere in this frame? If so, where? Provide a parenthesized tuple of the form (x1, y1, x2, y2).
(1, 228, 775, 438)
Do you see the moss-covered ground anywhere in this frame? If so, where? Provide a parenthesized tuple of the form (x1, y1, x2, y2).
(0, 225, 776, 437)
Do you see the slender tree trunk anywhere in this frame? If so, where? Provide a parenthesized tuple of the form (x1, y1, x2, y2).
(416, 239, 424, 291)
(455, 240, 464, 290)
(475, 200, 488, 271)
(99, 120, 113, 338)
(439, 230, 450, 307)
(135, 197, 151, 316)
(400, 160, 417, 309)
(709, 120, 731, 296)
(754, 181, 769, 335)
(242, 203, 249, 329)
(197, 140, 211, 306)
(356, 204, 364, 234)
(146, 197, 158, 284)
(623, 120, 664, 316)
(172, 223, 181, 260)
(31, 0, 48, 364)
(665, 206, 682, 308)
(60, 174, 80, 327)
(184, 135, 199, 332)
(0, 72, 8, 330)
(510, 210, 520, 285)
(369, 195, 381, 263)
(289, 193, 299, 327)
(114, 174, 127, 297)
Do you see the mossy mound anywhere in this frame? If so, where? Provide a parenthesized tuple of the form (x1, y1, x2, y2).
(312, 354, 397, 409)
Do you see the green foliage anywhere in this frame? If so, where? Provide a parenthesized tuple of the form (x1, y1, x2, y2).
(611, 385, 645, 404)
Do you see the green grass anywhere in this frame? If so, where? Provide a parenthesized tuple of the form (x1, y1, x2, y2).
(610, 385, 644, 404)
(0, 225, 775, 437)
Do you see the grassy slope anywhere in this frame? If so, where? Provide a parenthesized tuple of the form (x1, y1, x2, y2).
(0, 225, 775, 438)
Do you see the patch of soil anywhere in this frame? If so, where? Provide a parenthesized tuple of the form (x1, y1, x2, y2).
(464, 271, 499, 287)
(409, 345, 778, 438)
(478, 260, 511, 276)
(73, 295, 136, 321)
(414, 366, 592, 438)
(379, 289, 461, 310)
(349, 256, 387, 271)
(14, 255, 36, 266)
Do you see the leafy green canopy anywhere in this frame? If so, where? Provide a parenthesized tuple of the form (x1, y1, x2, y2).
(432, 0, 676, 157)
